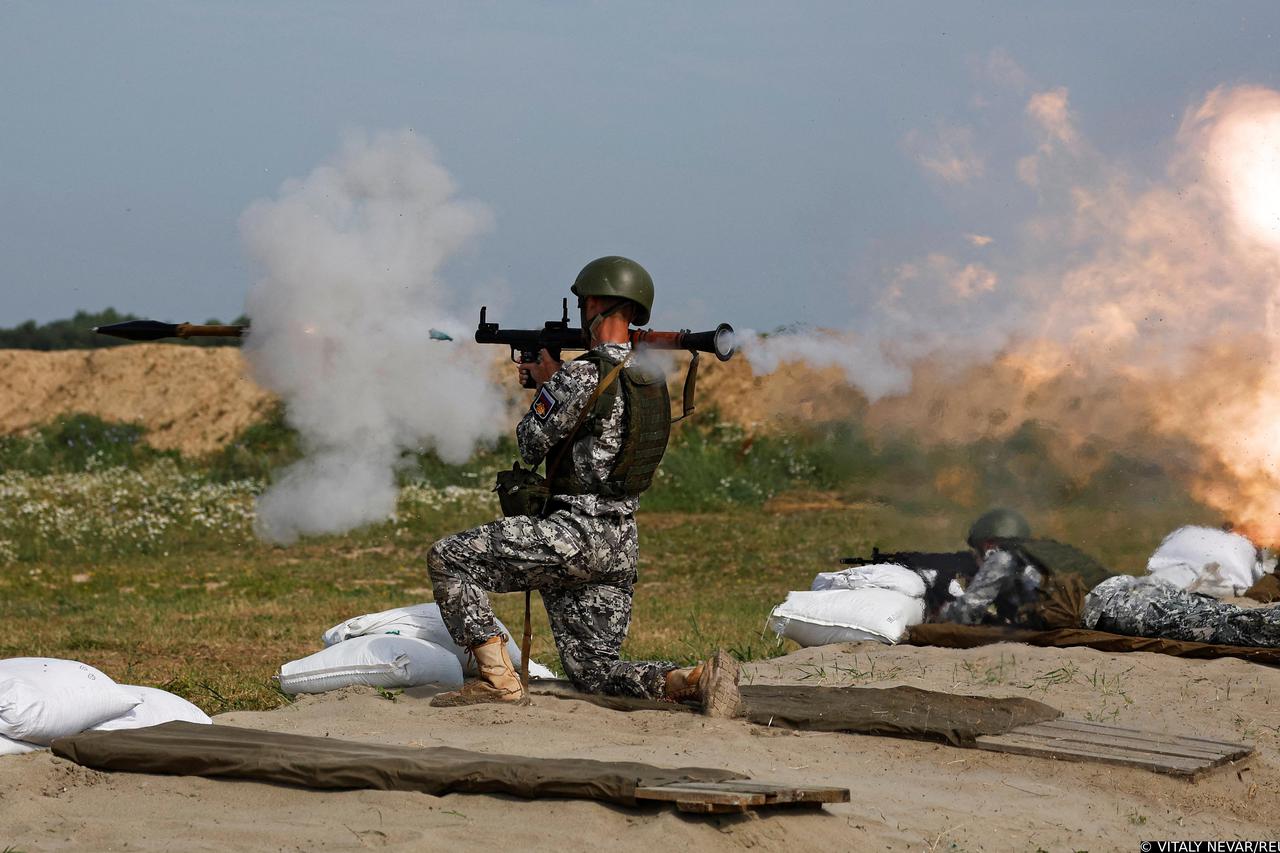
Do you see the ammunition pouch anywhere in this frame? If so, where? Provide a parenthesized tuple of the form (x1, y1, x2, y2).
(493, 462, 550, 518)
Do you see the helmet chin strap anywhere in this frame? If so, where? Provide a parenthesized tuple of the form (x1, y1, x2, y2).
(582, 298, 629, 343)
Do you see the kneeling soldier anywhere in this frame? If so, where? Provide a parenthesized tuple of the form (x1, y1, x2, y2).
(427, 256, 740, 714)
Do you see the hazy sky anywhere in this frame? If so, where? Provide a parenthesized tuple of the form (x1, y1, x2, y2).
(3, 1, 1278, 331)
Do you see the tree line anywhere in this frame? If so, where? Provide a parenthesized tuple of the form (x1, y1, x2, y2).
(0, 309, 247, 350)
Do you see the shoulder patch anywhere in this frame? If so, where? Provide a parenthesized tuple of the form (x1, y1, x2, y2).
(532, 385, 559, 421)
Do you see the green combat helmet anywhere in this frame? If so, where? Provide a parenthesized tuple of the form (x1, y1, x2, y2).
(967, 508, 1032, 549)
(572, 256, 654, 326)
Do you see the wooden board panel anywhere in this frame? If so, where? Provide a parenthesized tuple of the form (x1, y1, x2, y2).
(1018, 717, 1249, 758)
(1028, 718, 1252, 753)
(633, 784, 764, 811)
(976, 733, 1209, 774)
(975, 717, 1253, 778)
(663, 780, 850, 804)
(635, 780, 850, 813)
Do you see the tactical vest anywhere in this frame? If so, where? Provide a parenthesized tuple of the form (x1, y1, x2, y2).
(547, 350, 671, 500)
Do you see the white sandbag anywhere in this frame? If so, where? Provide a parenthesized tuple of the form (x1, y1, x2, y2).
(1146, 526, 1261, 598)
(811, 563, 926, 598)
(0, 735, 44, 756)
(527, 660, 556, 680)
(769, 589, 925, 646)
(0, 658, 141, 745)
(92, 686, 212, 731)
(278, 635, 464, 694)
(323, 603, 549, 677)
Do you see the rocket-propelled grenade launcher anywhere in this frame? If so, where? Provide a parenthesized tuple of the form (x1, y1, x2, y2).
(475, 298, 736, 390)
(477, 297, 734, 420)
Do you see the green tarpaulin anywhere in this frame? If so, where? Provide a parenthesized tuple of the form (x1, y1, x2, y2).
(533, 682, 1060, 747)
(908, 623, 1280, 666)
(51, 721, 742, 806)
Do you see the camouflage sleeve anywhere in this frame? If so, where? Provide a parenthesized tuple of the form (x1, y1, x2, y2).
(939, 549, 1019, 625)
(516, 360, 599, 466)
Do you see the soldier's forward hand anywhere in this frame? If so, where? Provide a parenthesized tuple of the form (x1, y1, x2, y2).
(520, 348, 563, 389)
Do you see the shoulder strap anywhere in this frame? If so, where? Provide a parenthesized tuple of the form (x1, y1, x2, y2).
(543, 357, 629, 490)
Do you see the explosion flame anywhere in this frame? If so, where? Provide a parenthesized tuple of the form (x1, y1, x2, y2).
(744, 82, 1280, 544)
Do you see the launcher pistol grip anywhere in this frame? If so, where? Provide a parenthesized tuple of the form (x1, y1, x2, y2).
(515, 346, 563, 388)
(516, 348, 538, 388)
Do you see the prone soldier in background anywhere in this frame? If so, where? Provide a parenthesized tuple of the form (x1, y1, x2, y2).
(426, 257, 740, 714)
(937, 508, 1113, 629)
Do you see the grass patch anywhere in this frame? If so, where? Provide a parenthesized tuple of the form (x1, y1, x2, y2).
(204, 404, 300, 483)
(0, 414, 175, 475)
(0, 409, 1225, 713)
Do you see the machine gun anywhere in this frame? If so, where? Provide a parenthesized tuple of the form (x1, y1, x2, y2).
(475, 298, 736, 421)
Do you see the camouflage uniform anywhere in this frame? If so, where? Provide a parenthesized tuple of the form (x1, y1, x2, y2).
(427, 342, 677, 699)
(938, 548, 1042, 625)
(1084, 575, 1280, 647)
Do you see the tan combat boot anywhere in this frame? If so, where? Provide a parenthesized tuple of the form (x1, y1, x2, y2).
(664, 649, 742, 718)
(431, 636, 531, 707)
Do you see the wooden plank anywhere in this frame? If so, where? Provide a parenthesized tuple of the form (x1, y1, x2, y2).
(1012, 723, 1240, 761)
(1035, 721, 1252, 760)
(1036, 719, 1252, 753)
(660, 780, 850, 804)
(1042, 718, 1251, 750)
(675, 801, 746, 814)
(976, 733, 1207, 774)
(975, 733, 1216, 777)
(634, 784, 764, 810)
(635, 780, 851, 813)
(986, 732, 1215, 768)
(1011, 731, 1228, 762)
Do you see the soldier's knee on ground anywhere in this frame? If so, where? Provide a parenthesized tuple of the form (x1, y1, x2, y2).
(559, 650, 611, 695)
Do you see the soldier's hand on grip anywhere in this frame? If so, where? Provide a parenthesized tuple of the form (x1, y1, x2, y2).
(519, 348, 562, 390)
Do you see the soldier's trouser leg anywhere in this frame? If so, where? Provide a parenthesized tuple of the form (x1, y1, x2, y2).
(426, 511, 678, 697)
(541, 583, 673, 699)
(427, 513, 591, 648)
(1085, 575, 1280, 647)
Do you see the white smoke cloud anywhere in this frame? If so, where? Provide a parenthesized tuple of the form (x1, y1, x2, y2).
(1026, 87, 1079, 147)
(240, 130, 505, 544)
(740, 329, 911, 401)
(741, 252, 1009, 401)
(904, 123, 986, 185)
(1018, 87, 1087, 190)
(979, 48, 1032, 93)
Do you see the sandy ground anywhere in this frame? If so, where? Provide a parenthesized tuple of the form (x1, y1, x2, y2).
(2, 640, 1275, 852)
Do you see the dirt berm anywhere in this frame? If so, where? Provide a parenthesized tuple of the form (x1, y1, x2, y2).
(0, 346, 275, 455)
(0, 345, 866, 455)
